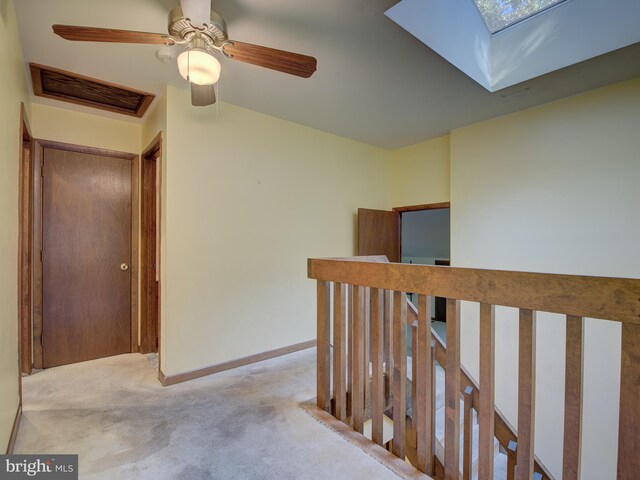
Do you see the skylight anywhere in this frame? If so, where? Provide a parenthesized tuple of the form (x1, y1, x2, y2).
(473, 0, 568, 33)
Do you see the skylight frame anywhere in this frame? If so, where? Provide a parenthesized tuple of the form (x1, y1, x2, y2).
(472, 0, 570, 35)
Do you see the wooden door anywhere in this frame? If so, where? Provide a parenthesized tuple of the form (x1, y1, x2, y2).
(357, 208, 400, 262)
(140, 154, 159, 353)
(42, 146, 132, 367)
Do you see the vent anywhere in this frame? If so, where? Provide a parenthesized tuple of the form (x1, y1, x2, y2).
(29, 63, 155, 118)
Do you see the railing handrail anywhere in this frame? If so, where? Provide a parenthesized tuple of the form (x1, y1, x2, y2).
(308, 257, 640, 324)
(310, 256, 639, 479)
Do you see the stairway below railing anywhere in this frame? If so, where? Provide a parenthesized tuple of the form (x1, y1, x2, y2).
(405, 300, 552, 480)
(308, 256, 640, 480)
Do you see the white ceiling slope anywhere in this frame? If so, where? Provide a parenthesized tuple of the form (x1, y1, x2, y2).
(386, 0, 640, 92)
(14, 0, 640, 149)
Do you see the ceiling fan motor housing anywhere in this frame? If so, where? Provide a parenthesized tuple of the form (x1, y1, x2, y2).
(168, 6, 228, 47)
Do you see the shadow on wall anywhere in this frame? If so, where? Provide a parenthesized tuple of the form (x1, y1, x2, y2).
(1, 0, 10, 24)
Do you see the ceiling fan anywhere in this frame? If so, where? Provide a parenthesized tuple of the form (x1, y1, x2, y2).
(52, 0, 318, 106)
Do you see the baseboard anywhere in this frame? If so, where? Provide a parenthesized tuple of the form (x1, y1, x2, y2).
(157, 368, 166, 385)
(6, 404, 22, 454)
(300, 400, 430, 480)
(159, 339, 316, 386)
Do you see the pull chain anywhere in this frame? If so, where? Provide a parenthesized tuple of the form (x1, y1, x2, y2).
(186, 50, 190, 83)
(215, 79, 219, 119)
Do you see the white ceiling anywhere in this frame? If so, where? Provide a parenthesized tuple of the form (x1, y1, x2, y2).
(14, 0, 640, 149)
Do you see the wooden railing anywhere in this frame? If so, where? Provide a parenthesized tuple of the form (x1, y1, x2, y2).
(406, 301, 552, 480)
(308, 256, 640, 480)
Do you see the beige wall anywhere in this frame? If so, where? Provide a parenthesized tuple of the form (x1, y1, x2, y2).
(31, 103, 141, 154)
(389, 134, 450, 207)
(450, 78, 640, 479)
(142, 95, 166, 152)
(161, 86, 390, 375)
(0, 0, 31, 451)
(14, 84, 393, 381)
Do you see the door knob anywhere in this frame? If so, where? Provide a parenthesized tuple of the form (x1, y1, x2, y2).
(121, 263, 129, 271)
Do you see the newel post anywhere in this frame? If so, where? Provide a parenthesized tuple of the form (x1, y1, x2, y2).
(317, 280, 331, 412)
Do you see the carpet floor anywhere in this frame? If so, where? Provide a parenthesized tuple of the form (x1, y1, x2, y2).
(15, 349, 402, 480)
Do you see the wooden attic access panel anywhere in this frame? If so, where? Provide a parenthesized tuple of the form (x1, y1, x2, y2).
(30, 63, 155, 118)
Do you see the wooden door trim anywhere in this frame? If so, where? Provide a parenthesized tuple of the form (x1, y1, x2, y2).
(393, 201, 451, 262)
(35, 139, 138, 161)
(130, 148, 140, 354)
(142, 131, 162, 158)
(140, 132, 162, 359)
(32, 142, 43, 368)
(33, 139, 139, 366)
(392, 201, 450, 213)
(18, 103, 33, 382)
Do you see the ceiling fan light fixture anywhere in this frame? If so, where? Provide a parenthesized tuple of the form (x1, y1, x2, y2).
(177, 49, 221, 85)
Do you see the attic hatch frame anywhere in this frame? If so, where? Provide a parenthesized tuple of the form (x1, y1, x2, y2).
(29, 63, 155, 118)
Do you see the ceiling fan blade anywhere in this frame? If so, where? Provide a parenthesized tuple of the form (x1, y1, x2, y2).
(191, 83, 216, 106)
(180, 0, 212, 29)
(53, 25, 175, 45)
(223, 41, 317, 78)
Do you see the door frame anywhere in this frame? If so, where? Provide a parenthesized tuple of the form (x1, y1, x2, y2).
(32, 139, 140, 368)
(18, 103, 33, 376)
(392, 201, 450, 214)
(139, 132, 162, 356)
(393, 201, 451, 321)
(392, 202, 450, 260)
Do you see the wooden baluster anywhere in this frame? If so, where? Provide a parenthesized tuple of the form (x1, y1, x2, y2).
(463, 386, 474, 480)
(411, 320, 417, 439)
(347, 285, 353, 419)
(392, 291, 407, 459)
(562, 315, 584, 480)
(507, 440, 517, 480)
(416, 294, 434, 475)
(618, 323, 640, 479)
(364, 288, 371, 420)
(317, 280, 331, 412)
(517, 309, 537, 480)
(479, 303, 496, 480)
(430, 340, 437, 474)
(385, 290, 394, 408)
(333, 283, 347, 422)
(371, 288, 385, 445)
(445, 299, 461, 480)
(352, 286, 366, 433)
